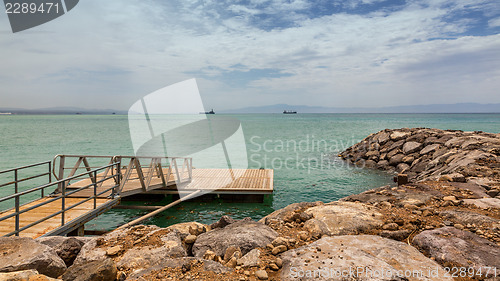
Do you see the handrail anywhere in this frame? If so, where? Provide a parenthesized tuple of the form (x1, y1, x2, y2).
(0, 161, 121, 237)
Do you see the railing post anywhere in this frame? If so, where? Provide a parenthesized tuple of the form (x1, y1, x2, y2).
(57, 156, 65, 193)
(61, 180, 65, 226)
(115, 162, 121, 197)
(93, 170, 97, 209)
(14, 169, 19, 236)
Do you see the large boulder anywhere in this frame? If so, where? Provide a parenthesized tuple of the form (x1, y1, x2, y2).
(303, 202, 383, 236)
(37, 236, 86, 267)
(413, 227, 500, 278)
(62, 258, 117, 281)
(73, 225, 186, 272)
(192, 218, 277, 257)
(0, 237, 66, 278)
(281, 235, 451, 280)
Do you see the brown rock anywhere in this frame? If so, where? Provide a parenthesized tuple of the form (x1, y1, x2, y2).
(272, 245, 287, 255)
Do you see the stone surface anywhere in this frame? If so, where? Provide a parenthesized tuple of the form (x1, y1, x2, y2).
(255, 270, 268, 280)
(439, 210, 500, 228)
(463, 198, 500, 209)
(237, 249, 261, 268)
(0, 237, 66, 278)
(281, 235, 451, 280)
(403, 141, 423, 154)
(0, 270, 39, 281)
(420, 144, 440, 155)
(413, 227, 500, 277)
(184, 235, 197, 244)
(165, 221, 207, 237)
(37, 236, 85, 267)
(259, 202, 322, 225)
(303, 202, 383, 236)
(73, 225, 186, 272)
(125, 257, 232, 280)
(192, 218, 277, 257)
(62, 258, 117, 281)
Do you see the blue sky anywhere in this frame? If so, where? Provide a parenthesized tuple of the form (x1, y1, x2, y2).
(0, 0, 499, 110)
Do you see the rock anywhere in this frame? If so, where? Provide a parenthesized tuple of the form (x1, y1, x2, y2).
(0, 237, 66, 278)
(271, 237, 289, 248)
(454, 223, 464, 230)
(74, 226, 186, 272)
(37, 236, 85, 267)
(272, 245, 287, 255)
(303, 202, 383, 236)
(298, 231, 309, 241)
(259, 202, 323, 225)
(439, 173, 466, 182)
(193, 218, 277, 258)
(388, 153, 404, 166)
(379, 229, 411, 241)
(126, 257, 232, 280)
(62, 259, 117, 281)
(237, 249, 260, 268)
(487, 189, 500, 197)
(463, 198, 500, 209)
(401, 155, 415, 164)
(390, 131, 410, 141)
(225, 256, 237, 268)
(0, 270, 39, 281)
(105, 245, 122, 256)
(255, 270, 268, 280)
(375, 131, 390, 144)
(439, 210, 499, 227)
(281, 235, 451, 280)
(376, 160, 389, 169)
(184, 235, 197, 244)
(420, 143, 440, 155)
(413, 227, 500, 277)
(396, 163, 410, 173)
(382, 223, 398, 231)
(403, 141, 423, 154)
(202, 250, 217, 261)
(209, 216, 236, 229)
(443, 196, 456, 201)
(165, 221, 207, 237)
(223, 246, 241, 262)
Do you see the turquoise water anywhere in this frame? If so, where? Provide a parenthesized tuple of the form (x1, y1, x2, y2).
(1, 114, 500, 231)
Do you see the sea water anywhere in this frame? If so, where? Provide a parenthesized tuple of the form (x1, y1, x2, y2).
(1, 113, 499, 231)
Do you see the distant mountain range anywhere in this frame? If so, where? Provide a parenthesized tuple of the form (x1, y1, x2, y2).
(0, 107, 127, 115)
(220, 103, 500, 113)
(2, 103, 500, 115)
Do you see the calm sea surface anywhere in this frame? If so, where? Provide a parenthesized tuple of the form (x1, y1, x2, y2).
(1, 113, 500, 231)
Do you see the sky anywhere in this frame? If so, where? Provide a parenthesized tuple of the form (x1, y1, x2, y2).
(0, 0, 499, 111)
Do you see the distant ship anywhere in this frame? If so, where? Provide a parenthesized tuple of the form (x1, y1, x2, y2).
(0, 112, 12, 115)
(201, 109, 215, 114)
(283, 110, 297, 114)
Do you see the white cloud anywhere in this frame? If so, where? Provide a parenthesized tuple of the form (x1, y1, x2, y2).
(0, 0, 499, 110)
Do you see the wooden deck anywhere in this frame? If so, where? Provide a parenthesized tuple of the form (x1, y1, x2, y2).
(171, 169, 274, 194)
(0, 197, 119, 238)
(67, 168, 274, 197)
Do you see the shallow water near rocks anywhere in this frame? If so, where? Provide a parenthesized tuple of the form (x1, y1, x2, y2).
(1, 113, 499, 231)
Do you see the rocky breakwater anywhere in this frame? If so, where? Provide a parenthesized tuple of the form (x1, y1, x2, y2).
(340, 128, 500, 195)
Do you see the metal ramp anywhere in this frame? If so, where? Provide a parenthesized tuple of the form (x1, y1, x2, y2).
(0, 155, 193, 238)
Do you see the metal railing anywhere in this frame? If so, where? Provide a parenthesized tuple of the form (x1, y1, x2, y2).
(0, 162, 120, 237)
(52, 155, 193, 195)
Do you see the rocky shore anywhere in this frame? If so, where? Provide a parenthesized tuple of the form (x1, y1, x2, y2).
(1, 128, 499, 281)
